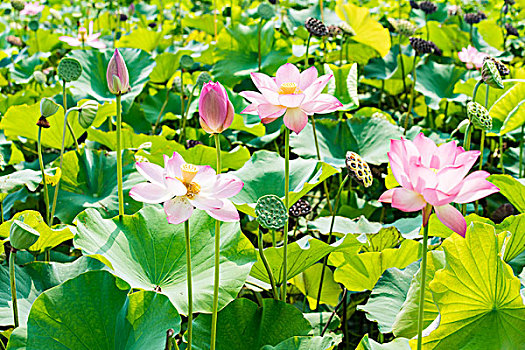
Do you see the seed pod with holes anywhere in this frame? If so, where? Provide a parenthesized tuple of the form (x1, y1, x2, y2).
(196, 72, 212, 87)
(345, 151, 373, 188)
(304, 17, 328, 37)
(57, 57, 83, 82)
(180, 55, 194, 71)
(255, 195, 288, 230)
(186, 139, 203, 149)
(11, 0, 25, 11)
(505, 23, 519, 37)
(289, 199, 311, 218)
(338, 22, 356, 36)
(464, 12, 481, 25)
(467, 102, 492, 130)
(483, 56, 510, 77)
(482, 59, 504, 89)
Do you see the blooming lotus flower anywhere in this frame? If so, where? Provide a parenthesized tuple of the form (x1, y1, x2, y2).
(240, 63, 342, 134)
(106, 48, 130, 95)
(20, 2, 44, 16)
(458, 45, 486, 70)
(130, 152, 243, 224)
(199, 81, 234, 134)
(59, 21, 106, 49)
(379, 133, 499, 236)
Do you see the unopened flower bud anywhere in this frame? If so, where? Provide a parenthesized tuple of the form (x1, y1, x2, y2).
(345, 151, 373, 188)
(467, 102, 492, 130)
(198, 81, 234, 134)
(40, 97, 59, 118)
(78, 100, 99, 128)
(9, 219, 39, 251)
(7, 35, 23, 47)
(482, 59, 504, 89)
(106, 48, 130, 95)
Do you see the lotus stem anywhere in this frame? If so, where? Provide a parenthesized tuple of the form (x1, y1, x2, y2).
(499, 135, 505, 173)
(310, 115, 333, 215)
(116, 93, 124, 219)
(281, 127, 290, 302)
(62, 80, 79, 152)
(179, 71, 186, 140)
(210, 133, 222, 350)
(462, 122, 473, 215)
(425, 14, 429, 41)
(321, 288, 347, 337)
(398, 38, 407, 99)
(257, 226, 279, 300)
(519, 125, 524, 178)
(416, 215, 430, 350)
(184, 219, 193, 350)
(258, 18, 263, 72)
(179, 84, 199, 144)
(37, 126, 50, 225)
(213, 0, 218, 42)
(153, 88, 170, 134)
(404, 55, 418, 135)
(305, 33, 312, 67)
(315, 174, 349, 310)
(9, 248, 19, 328)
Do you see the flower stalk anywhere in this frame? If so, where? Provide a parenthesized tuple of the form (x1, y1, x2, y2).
(404, 55, 418, 135)
(257, 226, 279, 300)
(184, 219, 193, 350)
(37, 126, 50, 224)
(9, 247, 19, 328)
(116, 93, 124, 219)
(416, 205, 431, 350)
(281, 127, 290, 302)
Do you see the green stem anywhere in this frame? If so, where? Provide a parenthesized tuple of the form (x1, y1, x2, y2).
(425, 15, 429, 41)
(472, 79, 483, 103)
(315, 174, 349, 310)
(153, 88, 170, 134)
(179, 85, 198, 144)
(62, 80, 79, 152)
(66, 120, 80, 152)
(398, 39, 407, 99)
(116, 94, 124, 219)
(416, 217, 430, 350)
(305, 33, 312, 67)
(210, 133, 222, 350)
(37, 127, 50, 224)
(1, 202, 4, 224)
(310, 116, 333, 214)
(339, 36, 344, 66)
(462, 121, 473, 216)
(469, 24, 473, 45)
(499, 135, 505, 174)
(257, 227, 279, 300)
(258, 18, 263, 72)
(184, 220, 193, 350)
(404, 55, 418, 135)
(9, 249, 19, 328)
(281, 128, 290, 302)
(519, 125, 524, 178)
(271, 229, 276, 247)
(179, 71, 186, 139)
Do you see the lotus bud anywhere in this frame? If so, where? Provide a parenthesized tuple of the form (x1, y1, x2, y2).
(180, 55, 194, 71)
(467, 102, 492, 130)
(257, 2, 275, 20)
(40, 97, 59, 118)
(57, 57, 83, 82)
(196, 72, 212, 87)
(345, 151, 373, 188)
(482, 59, 504, 89)
(77, 100, 99, 128)
(9, 220, 39, 250)
(106, 49, 130, 95)
(198, 81, 234, 134)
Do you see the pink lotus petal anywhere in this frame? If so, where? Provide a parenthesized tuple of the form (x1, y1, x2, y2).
(422, 188, 455, 207)
(241, 103, 259, 115)
(283, 108, 308, 134)
(299, 66, 318, 90)
(239, 91, 267, 105)
(413, 133, 437, 168)
(278, 93, 305, 108)
(378, 188, 395, 203)
(206, 199, 240, 222)
(190, 195, 223, 210)
(164, 152, 185, 179)
(436, 164, 469, 193)
(300, 94, 342, 114)
(251, 72, 278, 92)
(164, 197, 194, 224)
(453, 171, 500, 204)
(193, 165, 217, 186)
(87, 40, 107, 49)
(303, 74, 333, 101)
(129, 182, 174, 204)
(136, 162, 165, 185)
(257, 104, 287, 120)
(59, 36, 81, 47)
(434, 204, 466, 236)
(275, 63, 301, 86)
(258, 87, 280, 105)
(390, 188, 427, 212)
(212, 174, 244, 198)
(454, 150, 480, 170)
(164, 176, 189, 197)
(430, 140, 457, 169)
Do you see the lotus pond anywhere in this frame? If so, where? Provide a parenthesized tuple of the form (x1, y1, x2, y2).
(0, 0, 525, 349)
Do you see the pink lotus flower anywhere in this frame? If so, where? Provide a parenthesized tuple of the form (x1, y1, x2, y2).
(458, 45, 487, 70)
(379, 133, 499, 236)
(130, 152, 243, 224)
(199, 81, 234, 134)
(106, 48, 130, 95)
(240, 63, 342, 134)
(20, 2, 44, 16)
(59, 22, 107, 49)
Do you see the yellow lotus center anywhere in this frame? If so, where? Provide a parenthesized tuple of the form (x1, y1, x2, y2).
(78, 27, 87, 41)
(278, 82, 302, 95)
(179, 163, 201, 199)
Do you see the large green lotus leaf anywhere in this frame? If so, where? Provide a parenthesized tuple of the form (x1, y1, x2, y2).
(149, 52, 190, 84)
(290, 117, 403, 168)
(357, 261, 420, 334)
(191, 298, 311, 350)
(9, 53, 49, 85)
(329, 239, 421, 292)
(454, 77, 511, 109)
(0, 257, 104, 327)
(324, 63, 359, 111)
(87, 128, 251, 171)
(290, 263, 342, 309)
(0, 210, 73, 253)
(497, 214, 525, 262)
(488, 174, 525, 213)
(26, 29, 61, 56)
(489, 82, 525, 135)
(425, 22, 469, 57)
(6, 270, 180, 350)
(364, 44, 415, 81)
(415, 61, 466, 110)
(0, 168, 56, 194)
(335, 2, 391, 57)
(392, 251, 446, 338)
(230, 150, 338, 216)
(415, 222, 525, 349)
(251, 235, 361, 286)
(74, 206, 256, 315)
(356, 334, 410, 350)
(308, 215, 383, 238)
(261, 333, 343, 350)
(52, 148, 143, 223)
(116, 27, 166, 53)
(67, 48, 156, 112)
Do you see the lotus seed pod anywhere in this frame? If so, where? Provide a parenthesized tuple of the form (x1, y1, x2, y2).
(419, 1, 437, 15)
(464, 12, 482, 25)
(409, 37, 435, 55)
(28, 20, 39, 31)
(481, 59, 504, 89)
(289, 198, 311, 218)
(9, 220, 39, 251)
(40, 97, 60, 118)
(484, 56, 510, 77)
(58, 57, 83, 82)
(33, 70, 46, 84)
(338, 22, 356, 36)
(467, 102, 492, 130)
(327, 25, 342, 37)
(36, 116, 50, 128)
(196, 72, 212, 87)
(304, 17, 328, 37)
(180, 55, 194, 71)
(255, 194, 288, 230)
(345, 151, 373, 188)
(78, 100, 99, 128)
(257, 2, 275, 20)
(409, 0, 420, 9)
(186, 139, 203, 149)
(11, 0, 25, 11)
(388, 18, 417, 37)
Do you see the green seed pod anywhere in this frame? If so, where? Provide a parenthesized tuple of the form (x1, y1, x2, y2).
(345, 151, 373, 188)
(196, 72, 212, 87)
(28, 20, 39, 31)
(255, 194, 288, 230)
(388, 18, 417, 37)
(40, 97, 60, 118)
(257, 2, 275, 20)
(482, 60, 504, 89)
(57, 57, 83, 82)
(9, 220, 40, 251)
(11, 0, 25, 12)
(180, 55, 194, 71)
(467, 102, 492, 130)
(78, 100, 99, 128)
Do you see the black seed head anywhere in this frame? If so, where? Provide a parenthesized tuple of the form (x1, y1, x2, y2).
(304, 17, 328, 37)
(505, 23, 519, 37)
(289, 199, 312, 218)
(419, 1, 437, 15)
(186, 140, 203, 149)
(409, 37, 436, 55)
